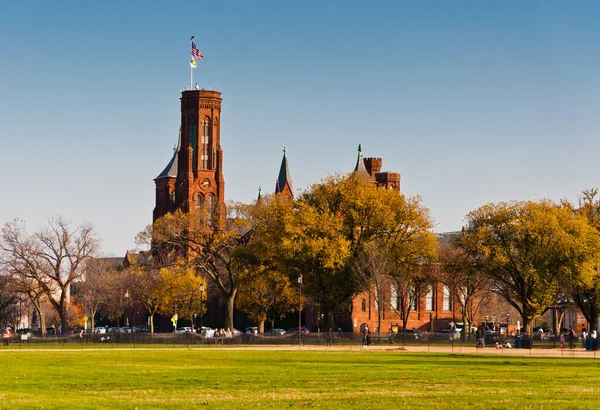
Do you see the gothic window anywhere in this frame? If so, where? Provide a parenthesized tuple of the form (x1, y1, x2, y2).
(196, 193, 203, 207)
(425, 284, 434, 311)
(190, 120, 198, 171)
(361, 299, 366, 313)
(201, 117, 211, 169)
(206, 194, 215, 208)
(443, 285, 452, 311)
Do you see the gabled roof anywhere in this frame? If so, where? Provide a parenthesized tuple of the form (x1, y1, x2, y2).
(155, 130, 181, 180)
(275, 148, 293, 196)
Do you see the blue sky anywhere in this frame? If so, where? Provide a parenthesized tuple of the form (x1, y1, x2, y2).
(1, 1, 599, 256)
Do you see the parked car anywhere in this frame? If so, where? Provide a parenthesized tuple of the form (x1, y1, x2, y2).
(120, 327, 132, 334)
(287, 327, 309, 334)
(106, 327, 119, 334)
(245, 327, 258, 334)
(232, 328, 242, 336)
(134, 325, 149, 333)
(401, 329, 421, 339)
(176, 327, 192, 333)
(94, 327, 106, 334)
(265, 329, 286, 336)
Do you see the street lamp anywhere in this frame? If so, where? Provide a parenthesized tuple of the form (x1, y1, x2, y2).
(124, 290, 130, 327)
(199, 283, 205, 333)
(506, 313, 510, 336)
(298, 275, 303, 347)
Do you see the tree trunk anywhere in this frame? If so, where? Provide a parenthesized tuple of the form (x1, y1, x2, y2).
(258, 320, 265, 334)
(461, 311, 468, 342)
(225, 291, 236, 331)
(150, 313, 155, 334)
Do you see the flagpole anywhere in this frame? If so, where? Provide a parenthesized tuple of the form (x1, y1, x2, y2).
(190, 36, 194, 90)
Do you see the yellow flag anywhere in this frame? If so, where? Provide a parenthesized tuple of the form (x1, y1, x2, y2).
(190, 58, 197, 68)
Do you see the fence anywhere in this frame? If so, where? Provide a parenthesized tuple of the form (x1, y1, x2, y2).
(3, 331, 599, 353)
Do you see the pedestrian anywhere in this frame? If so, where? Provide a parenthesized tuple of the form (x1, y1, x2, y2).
(388, 328, 395, 345)
(366, 330, 372, 346)
(362, 325, 369, 346)
(560, 333, 565, 350)
(568, 326, 575, 349)
(326, 328, 333, 346)
(2, 328, 11, 347)
(582, 327, 588, 349)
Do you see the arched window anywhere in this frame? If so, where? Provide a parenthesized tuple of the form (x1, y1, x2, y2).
(201, 117, 211, 169)
(443, 285, 452, 311)
(206, 194, 215, 208)
(196, 193, 203, 207)
(425, 284, 434, 311)
(190, 119, 198, 171)
(361, 299, 366, 313)
(390, 285, 398, 310)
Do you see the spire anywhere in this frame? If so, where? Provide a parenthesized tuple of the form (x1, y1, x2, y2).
(275, 147, 294, 199)
(257, 186, 262, 202)
(354, 143, 368, 174)
(155, 129, 181, 180)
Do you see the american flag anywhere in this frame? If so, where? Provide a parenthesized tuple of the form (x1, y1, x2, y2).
(191, 42, 203, 60)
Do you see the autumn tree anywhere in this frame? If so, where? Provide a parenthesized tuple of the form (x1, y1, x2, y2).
(236, 269, 297, 333)
(458, 200, 600, 333)
(569, 189, 600, 332)
(155, 260, 205, 331)
(439, 242, 491, 340)
(257, 174, 437, 330)
(125, 261, 163, 333)
(79, 258, 117, 333)
(146, 202, 262, 331)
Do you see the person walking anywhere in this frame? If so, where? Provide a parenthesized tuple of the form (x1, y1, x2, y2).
(362, 325, 369, 347)
(388, 328, 395, 345)
(568, 326, 575, 349)
(560, 333, 565, 350)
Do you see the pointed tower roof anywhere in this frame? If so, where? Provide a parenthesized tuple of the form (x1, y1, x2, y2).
(275, 147, 294, 199)
(353, 143, 369, 174)
(155, 129, 181, 180)
(257, 186, 262, 202)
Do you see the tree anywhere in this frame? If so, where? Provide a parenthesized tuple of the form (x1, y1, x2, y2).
(258, 174, 437, 330)
(439, 242, 491, 340)
(0, 218, 98, 332)
(79, 258, 116, 333)
(236, 269, 297, 333)
(569, 189, 600, 332)
(0, 274, 17, 329)
(125, 262, 162, 334)
(155, 260, 205, 331)
(147, 202, 261, 331)
(458, 200, 600, 333)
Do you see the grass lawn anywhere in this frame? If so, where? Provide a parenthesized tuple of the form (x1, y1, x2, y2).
(0, 348, 598, 409)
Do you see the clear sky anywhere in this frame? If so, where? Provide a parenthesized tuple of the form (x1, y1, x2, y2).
(1, 1, 599, 256)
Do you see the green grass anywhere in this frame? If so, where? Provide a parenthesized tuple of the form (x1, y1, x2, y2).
(0, 348, 598, 409)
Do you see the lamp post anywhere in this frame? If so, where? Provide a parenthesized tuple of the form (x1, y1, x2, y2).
(199, 283, 205, 333)
(506, 313, 510, 336)
(298, 275, 303, 347)
(124, 290, 129, 328)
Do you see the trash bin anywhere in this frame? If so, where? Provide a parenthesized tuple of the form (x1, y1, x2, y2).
(586, 338, 593, 351)
(515, 336, 521, 348)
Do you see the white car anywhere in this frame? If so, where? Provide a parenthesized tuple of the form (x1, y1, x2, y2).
(94, 327, 106, 334)
(176, 327, 192, 333)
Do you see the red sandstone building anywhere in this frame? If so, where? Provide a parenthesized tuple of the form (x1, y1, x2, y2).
(153, 88, 459, 333)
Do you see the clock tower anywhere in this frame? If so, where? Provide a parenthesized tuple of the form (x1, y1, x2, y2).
(153, 89, 226, 229)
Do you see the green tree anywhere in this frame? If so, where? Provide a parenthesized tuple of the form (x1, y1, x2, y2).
(458, 200, 600, 333)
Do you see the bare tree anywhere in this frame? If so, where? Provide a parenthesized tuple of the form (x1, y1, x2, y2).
(1, 218, 98, 332)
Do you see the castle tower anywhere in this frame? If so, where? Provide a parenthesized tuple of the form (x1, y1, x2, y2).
(274, 147, 294, 200)
(352, 144, 401, 192)
(153, 89, 226, 229)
